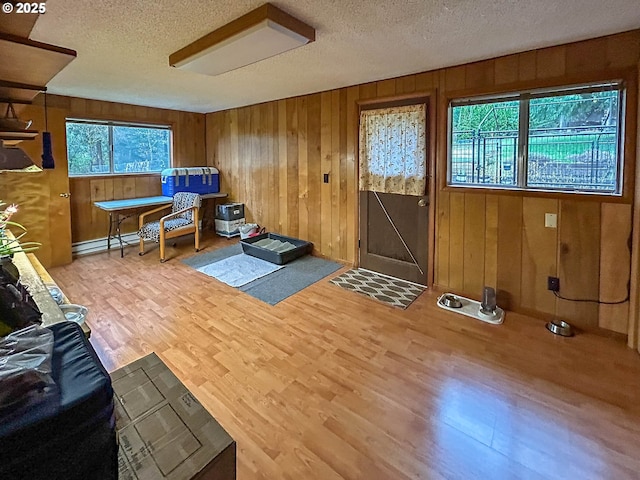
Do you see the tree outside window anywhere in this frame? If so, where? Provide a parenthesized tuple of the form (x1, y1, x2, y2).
(66, 120, 172, 176)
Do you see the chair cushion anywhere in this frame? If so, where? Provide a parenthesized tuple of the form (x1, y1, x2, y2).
(172, 192, 201, 222)
(138, 218, 192, 243)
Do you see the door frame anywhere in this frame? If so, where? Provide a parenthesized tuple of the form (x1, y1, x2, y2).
(354, 90, 438, 287)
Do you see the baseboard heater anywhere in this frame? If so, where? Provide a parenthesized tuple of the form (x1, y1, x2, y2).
(72, 233, 139, 257)
(72, 221, 204, 257)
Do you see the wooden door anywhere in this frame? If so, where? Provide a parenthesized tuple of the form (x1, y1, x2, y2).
(6, 102, 73, 268)
(359, 191, 429, 285)
(358, 100, 431, 286)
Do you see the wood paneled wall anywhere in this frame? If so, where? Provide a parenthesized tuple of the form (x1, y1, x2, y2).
(206, 90, 360, 262)
(21, 95, 206, 243)
(206, 30, 640, 333)
(437, 194, 632, 332)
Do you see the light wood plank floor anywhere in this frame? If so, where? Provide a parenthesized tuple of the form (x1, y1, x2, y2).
(50, 233, 640, 480)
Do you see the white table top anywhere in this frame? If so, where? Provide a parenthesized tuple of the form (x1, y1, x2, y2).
(94, 193, 227, 212)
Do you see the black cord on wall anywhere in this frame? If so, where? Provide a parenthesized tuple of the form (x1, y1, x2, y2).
(553, 286, 629, 305)
(553, 232, 632, 305)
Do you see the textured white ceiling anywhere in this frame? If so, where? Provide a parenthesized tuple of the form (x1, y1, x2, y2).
(31, 0, 640, 114)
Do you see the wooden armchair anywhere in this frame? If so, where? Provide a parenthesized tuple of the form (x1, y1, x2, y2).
(137, 192, 202, 262)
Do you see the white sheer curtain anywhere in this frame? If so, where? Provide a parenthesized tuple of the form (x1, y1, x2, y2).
(359, 104, 427, 196)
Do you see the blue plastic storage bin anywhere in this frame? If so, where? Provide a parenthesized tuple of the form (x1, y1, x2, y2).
(161, 167, 219, 196)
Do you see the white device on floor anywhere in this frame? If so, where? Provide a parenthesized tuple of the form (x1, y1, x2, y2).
(436, 292, 505, 325)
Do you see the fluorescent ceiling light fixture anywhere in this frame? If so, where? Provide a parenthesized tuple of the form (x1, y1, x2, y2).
(170, 3, 315, 77)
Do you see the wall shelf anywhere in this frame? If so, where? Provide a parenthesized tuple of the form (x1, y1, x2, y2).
(0, 7, 40, 38)
(0, 79, 44, 104)
(0, 33, 75, 112)
(0, 33, 76, 86)
(0, 130, 38, 141)
(0, 6, 76, 115)
(0, 5, 76, 158)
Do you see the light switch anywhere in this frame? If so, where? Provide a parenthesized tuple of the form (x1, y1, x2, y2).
(545, 213, 557, 228)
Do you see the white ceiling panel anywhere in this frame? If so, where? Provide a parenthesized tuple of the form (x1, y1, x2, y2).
(30, 0, 640, 113)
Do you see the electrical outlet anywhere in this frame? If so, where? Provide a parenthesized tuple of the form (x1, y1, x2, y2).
(545, 213, 557, 228)
(547, 276, 560, 292)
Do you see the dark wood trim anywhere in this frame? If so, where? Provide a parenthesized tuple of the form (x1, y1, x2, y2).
(0, 79, 46, 91)
(0, 97, 32, 105)
(0, 32, 77, 57)
(439, 91, 454, 191)
(627, 62, 640, 349)
(170, 3, 315, 67)
(264, 3, 315, 41)
(350, 90, 360, 268)
(357, 92, 432, 109)
(65, 115, 174, 128)
(426, 89, 438, 288)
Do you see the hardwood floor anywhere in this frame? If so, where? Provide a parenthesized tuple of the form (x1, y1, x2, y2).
(50, 232, 640, 480)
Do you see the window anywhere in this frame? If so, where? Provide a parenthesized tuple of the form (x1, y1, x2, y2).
(448, 82, 624, 194)
(359, 103, 427, 196)
(66, 120, 172, 176)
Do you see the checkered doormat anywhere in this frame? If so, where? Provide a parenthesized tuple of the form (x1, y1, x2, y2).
(330, 268, 425, 309)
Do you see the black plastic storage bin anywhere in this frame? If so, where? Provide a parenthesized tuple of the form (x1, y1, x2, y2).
(216, 203, 245, 221)
(241, 233, 312, 265)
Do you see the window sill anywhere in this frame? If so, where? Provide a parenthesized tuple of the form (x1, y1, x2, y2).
(68, 172, 163, 179)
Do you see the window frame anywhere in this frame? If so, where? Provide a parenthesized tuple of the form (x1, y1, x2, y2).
(65, 118, 174, 177)
(446, 81, 626, 197)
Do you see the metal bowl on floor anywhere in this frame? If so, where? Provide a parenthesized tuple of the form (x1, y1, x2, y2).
(441, 294, 462, 308)
(546, 320, 574, 337)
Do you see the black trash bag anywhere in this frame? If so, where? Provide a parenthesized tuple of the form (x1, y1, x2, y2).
(0, 325, 58, 420)
(0, 266, 42, 334)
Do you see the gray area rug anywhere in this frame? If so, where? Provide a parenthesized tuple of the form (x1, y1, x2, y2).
(330, 268, 425, 309)
(183, 244, 342, 305)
